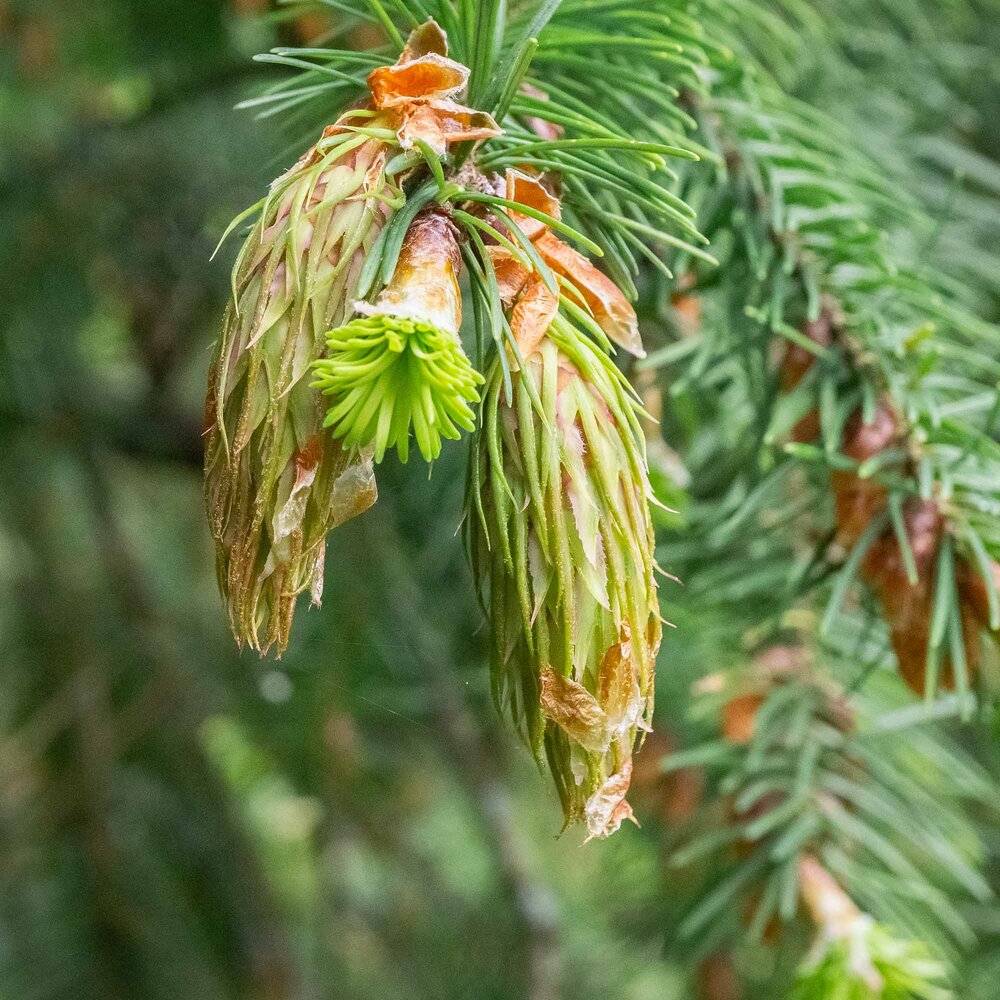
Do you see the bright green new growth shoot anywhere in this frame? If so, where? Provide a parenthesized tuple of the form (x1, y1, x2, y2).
(313, 212, 483, 464)
(793, 857, 952, 1000)
(792, 926, 952, 1000)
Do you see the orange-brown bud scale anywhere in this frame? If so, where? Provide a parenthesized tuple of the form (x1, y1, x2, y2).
(779, 313, 835, 393)
(778, 312, 835, 443)
(670, 291, 702, 339)
(721, 693, 764, 744)
(831, 403, 899, 548)
(697, 953, 743, 1000)
(956, 556, 1000, 636)
(366, 20, 500, 156)
(799, 856, 862, 936)
(370, 209, 463, 334)
(861, 499, 986, 695)
(794, 857, 949, 996)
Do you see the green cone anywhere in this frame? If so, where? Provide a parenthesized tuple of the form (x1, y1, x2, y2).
(204, 123, 399, 653)
(469, 310, 662, 838)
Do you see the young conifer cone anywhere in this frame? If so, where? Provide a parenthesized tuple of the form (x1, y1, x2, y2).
(468, 172, 661, 839)
(205, 20, 497, 653)
(312, 208, 483, 463)
(472, 318, 661, 838)
(203, 118, 388, 654)
(470, 296, 661, 839)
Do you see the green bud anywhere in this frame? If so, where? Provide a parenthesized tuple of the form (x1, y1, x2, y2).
(792, 924, 951, 1000)
(795, 857, 952, 1000)
(469, 310, 662, 838)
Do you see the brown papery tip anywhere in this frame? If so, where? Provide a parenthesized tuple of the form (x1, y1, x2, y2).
(497, 169, 643, 357)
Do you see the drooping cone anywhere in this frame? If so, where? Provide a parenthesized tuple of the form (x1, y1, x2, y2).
(465, 170, 661, 837)
(204, 121, 387, 654)
(793, 857, 951, 1000)
(312, 208, 483, 463)
(470, 310, 661, 839)
(205, 19, 498, 653)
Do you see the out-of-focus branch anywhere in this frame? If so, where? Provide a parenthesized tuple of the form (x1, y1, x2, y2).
(71, 440, 297, 1000)
(363, 511, 564, 1000)
(0, 395, 203, 468)
(0, 62, 267, 198)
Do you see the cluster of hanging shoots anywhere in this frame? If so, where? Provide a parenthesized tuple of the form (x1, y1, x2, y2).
(704, 650, 853, 945)
(683, 653, 960, 984)
(206, 24, 666, 838)
(779, 314, 1000, 695)
(469, 173, 662, 840)
(204, 21, 496, 653)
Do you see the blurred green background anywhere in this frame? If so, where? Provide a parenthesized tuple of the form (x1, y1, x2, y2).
(2, 2, 1000, 999)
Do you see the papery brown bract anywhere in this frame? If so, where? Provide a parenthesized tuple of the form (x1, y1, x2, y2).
(778, 312, 835, 443)
(366, 19, 500, 155)
(533, 229, 643, 356)
(779, 313, 835, 394)
(500, 169, 642, 356)
(861, 499, 982, 695)
(956, 555, 1000, 637)
(721, 694, 764, 744)
(696, 953, 743, 1000)
(831, 403, 899, 548)
(359, 208, 464, 335)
